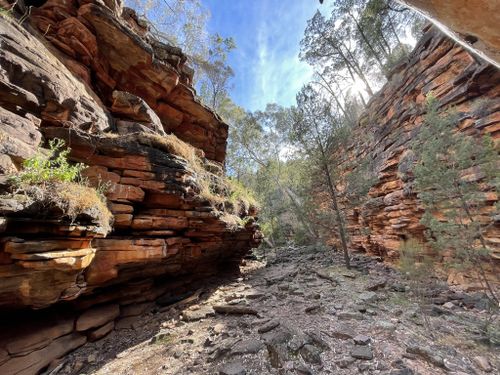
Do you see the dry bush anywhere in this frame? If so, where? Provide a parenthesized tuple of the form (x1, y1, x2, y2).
(20, 182, 113, 234)
(56, 182, 113, 233)
(128, 132, 259, 216)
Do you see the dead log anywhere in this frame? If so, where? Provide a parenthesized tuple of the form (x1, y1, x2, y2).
(212, 305, 259, 315)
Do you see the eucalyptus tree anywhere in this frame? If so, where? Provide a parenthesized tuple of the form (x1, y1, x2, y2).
(300, 11, 375, 97)
(227, 104, 319, 243)
(197, 34, 236, 111)
(301, 0, 425, 97)
(290, 83, 376, 267)
(130, 0, 210, 61)
(129, 0, 236, 111)
(290, 84, 353, 266)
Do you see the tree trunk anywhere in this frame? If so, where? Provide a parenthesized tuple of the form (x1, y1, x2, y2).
(338, 40, 374, 96)
(311, 119, 351, 268)
(327, 36, 374, 96)
(348, 12, 387, 72)
(314, 72, 348, 117)
(323, 163, 350, 268)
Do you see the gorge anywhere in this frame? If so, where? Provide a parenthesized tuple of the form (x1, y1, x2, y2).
(0, 0, 498, 374)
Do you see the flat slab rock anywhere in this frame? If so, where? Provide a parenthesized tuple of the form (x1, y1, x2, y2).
(350, 346, 373, 360)
(330, 325, 356, 340)
(219, 361, 247, 375)
(231, 339, 264, 355)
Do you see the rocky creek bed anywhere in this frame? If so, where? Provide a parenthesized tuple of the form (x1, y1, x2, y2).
(52, 246, 498, 375)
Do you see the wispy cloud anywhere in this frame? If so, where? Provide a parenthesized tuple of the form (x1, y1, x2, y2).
(205, 0, 318, 111)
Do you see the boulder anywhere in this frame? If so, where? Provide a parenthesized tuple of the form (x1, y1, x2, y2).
(111, 91, 166, 135)
(88, 321, 114, 342)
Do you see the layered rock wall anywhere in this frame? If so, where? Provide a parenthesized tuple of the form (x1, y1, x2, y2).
(333, 26, 499, 285)
(398, 0, 500, 69)
(0, 1, 260, 373)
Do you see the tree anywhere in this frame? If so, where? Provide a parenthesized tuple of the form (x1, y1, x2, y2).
(300, 11, 375, 98)
(301, 0, 425, 100)
(412, 95, 499, 303)
(224, 102, 320, 245)
(288, 84, 377, 267)
(196, 34, 236, 110)
(129, 0, 236, 111)
(130, 0, 210, 61)
(288, 85, 349, 267)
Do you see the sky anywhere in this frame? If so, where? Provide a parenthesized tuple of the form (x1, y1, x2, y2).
(203, 0, 326, 111)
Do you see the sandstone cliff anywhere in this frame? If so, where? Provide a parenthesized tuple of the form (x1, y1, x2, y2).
(332, 25, 499, 287)
(398, 0, 500, 69)
(0, 1, 261, 374)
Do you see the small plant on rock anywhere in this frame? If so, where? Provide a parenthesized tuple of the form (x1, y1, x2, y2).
(11, 138, 85, 185)
(9, 138, 112, 233)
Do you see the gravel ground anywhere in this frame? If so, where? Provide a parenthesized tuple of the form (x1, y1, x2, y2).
(55, 246, 499, 375)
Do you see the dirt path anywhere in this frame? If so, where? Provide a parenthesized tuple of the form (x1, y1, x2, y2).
(55, 246, 498, 375)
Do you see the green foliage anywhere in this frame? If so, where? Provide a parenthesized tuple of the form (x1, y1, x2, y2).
(11, 139, 85, 185)
(0, 6, 12, 19)
(197, 34, 236, 110)
(412, 95, 499, 301)
(300, 0, 424, 100)
(7, 139, 112, 233)
(226, 177, 258, 211)
(128, 0, 235, 112)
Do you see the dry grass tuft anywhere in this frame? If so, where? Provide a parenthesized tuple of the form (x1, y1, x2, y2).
(126, 133, 253, 211)
(19, 181, 113, 234)
(123, 133, 204, 164)
(56, 182, 113, 233)
(108, 132, 260, 224)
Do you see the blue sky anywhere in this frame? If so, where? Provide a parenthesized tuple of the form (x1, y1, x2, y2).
(203, 0, 324, 111)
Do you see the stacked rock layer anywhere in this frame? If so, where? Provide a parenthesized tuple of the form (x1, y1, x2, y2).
(332, 26, 499, 286)
(0, 1, 261, 374)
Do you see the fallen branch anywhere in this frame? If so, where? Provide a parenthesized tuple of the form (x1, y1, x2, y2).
(212, 305, 259, 315)
(159, 289, 203, 312)
(314, 269, 339, 284)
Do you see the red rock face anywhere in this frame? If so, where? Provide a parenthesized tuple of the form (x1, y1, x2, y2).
(0, 2, 261, 372)
(328, 26, 499, 286)
(29, 0, 228, 162)
(398, 0, 500, 69)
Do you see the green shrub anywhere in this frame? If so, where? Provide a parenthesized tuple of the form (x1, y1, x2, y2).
(225, 177, 259, 215)
(8, 138, 112, 233)
(11, 139, 85, 185)
(412, 94, 499, 303)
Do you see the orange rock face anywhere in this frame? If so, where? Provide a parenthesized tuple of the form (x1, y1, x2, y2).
(328, 26, 499, 286)
(29, 0, 228, 162)
(0, 1, 261, 373)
